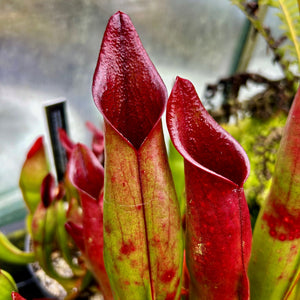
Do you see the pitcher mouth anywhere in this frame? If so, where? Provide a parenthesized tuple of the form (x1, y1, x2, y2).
(167, 76, 250, 187)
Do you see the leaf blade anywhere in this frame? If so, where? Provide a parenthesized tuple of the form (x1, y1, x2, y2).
(19, 137, 49, 214)
(0, 270, 18, 300)
(248, 87, 300, 299)
(0, 232, 35, 265)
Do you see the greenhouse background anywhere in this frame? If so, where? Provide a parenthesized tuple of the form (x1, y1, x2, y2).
(0, 0, 282, 230)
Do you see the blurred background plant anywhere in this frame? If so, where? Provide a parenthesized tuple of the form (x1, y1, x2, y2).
(202, 0, 300, 227)
(0, 123, 107, 299)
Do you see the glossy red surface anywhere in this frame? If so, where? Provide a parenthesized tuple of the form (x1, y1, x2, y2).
(92, 11, 167, 150)
(167, 77, 252, 299)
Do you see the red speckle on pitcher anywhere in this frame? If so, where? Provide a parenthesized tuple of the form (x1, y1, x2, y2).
(161, 269, 176, 283)
(120, 240, 136, 255)
(263, 203, 300, 241)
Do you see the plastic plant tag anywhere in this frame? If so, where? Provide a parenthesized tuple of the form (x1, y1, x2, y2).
(44, 98, 68, 182)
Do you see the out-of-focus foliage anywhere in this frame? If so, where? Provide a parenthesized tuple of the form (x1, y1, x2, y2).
(0, 269, 18, 300)
(223, 113, 287, 226)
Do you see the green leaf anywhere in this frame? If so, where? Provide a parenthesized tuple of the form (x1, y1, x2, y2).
(0, 232, 34, 265)
(31, 199, 79, 293)
(168, 140, 185, 218)
(55, 199, 85, 276)
(0, 269, 18, 300)
(258, 0, 300, 70)
(231, 0, 299, 78)
(19, 136, 49, 214)
(31, 173, 86, 296)
(275, 0, 300, 70)
(248, 88, 300, 299)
